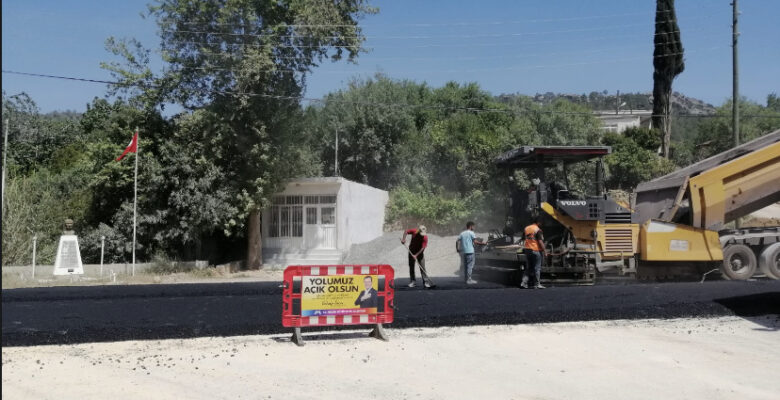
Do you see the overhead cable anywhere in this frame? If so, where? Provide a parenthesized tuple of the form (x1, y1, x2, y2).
(4, 70, 779, 120)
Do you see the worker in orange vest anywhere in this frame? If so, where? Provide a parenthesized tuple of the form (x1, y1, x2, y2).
(521, 215, 546, 289)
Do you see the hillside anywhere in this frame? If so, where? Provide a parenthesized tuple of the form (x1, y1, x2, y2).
(521, 91, 716, 115)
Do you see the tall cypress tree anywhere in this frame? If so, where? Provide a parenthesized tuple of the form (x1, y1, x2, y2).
(653, 0, 685, 158)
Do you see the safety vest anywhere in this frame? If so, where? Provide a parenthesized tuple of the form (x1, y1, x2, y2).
(524, 223, 542, 251)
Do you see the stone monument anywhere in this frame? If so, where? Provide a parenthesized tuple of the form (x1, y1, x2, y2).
(53, 218, 84, 276)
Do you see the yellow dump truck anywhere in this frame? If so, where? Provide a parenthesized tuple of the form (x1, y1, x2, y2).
(477, 129, 780, 282)
(633, 128, 780, 280)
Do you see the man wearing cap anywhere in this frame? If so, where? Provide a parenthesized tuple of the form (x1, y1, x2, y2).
(401, 225, 433, 288)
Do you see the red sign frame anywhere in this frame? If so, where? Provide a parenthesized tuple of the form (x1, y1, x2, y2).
(282, 265, 395, 328)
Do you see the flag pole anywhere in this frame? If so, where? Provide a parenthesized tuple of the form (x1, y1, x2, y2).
(132, 127, 139, 276)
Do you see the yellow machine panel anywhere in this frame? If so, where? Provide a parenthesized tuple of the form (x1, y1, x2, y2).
(599, 224, 639, 257)
(639, 220, 723, 262)
(541, 202, 639, 259)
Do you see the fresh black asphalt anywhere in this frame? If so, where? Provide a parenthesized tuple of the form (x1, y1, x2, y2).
(2, 278, 778, 347)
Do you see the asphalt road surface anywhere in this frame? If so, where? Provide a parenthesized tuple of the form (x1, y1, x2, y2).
(3, 278, 778, 347)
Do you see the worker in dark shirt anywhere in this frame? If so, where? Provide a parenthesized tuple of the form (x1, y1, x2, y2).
(401, 225, 433, 288)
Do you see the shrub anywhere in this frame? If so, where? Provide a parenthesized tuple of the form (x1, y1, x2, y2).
(386, 187, 485, 233)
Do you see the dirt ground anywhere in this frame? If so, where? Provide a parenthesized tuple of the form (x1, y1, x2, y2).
(4, 202, 778, 290)
(740, 203, 780, 228)
(1, 230, 469, 289)
(3, 315, 778, 400)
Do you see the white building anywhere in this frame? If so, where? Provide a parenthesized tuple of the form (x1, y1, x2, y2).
(262, 177, 389, 266)
(594, 110, 653, 133)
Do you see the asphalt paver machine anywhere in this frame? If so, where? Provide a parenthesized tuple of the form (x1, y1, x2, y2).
(477, 129, 780, 284)
(478, 145, 636, 285)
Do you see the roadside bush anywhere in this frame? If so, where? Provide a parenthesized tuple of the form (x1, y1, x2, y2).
(386, 187, 485, 233)
(147, 252, 192, 274)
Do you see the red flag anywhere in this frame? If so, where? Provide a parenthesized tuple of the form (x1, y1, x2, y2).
(116, 131, 138, 161)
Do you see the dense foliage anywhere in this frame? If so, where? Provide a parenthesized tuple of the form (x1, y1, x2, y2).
(5, 83, 779, 267)
(3, 1, 779, 267)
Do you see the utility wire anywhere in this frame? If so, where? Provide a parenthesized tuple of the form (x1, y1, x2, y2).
(172, 9, 682, 29)
(181, 37, 711, 63)
(5, 70, 779, 120)
(163, 18, 710, 41)
(149, 47, 724, 75)
(171, 28, 706, 50)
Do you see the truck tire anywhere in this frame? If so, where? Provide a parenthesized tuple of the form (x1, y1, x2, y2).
(758, 242, 780, 280)
(720, 244, 757, 280)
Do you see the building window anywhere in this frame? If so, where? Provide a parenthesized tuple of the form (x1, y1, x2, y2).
(280, 207, 290, 236)
(320, 195, 337, 205)
(306, 208, 317, 225)
(269, 206, 280, 237)
(269, 196, 303, 238)
(268, 194, 336, 237)
(286, 196, 302, 205)
(292, 206, 303, 236)
(321, 207, 335, 225)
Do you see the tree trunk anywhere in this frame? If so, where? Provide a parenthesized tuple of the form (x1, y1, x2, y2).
(246, 209, 262, 270)
(662, 88, 673, 158)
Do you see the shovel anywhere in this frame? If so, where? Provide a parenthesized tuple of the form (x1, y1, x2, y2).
(403, 243, 437, 288)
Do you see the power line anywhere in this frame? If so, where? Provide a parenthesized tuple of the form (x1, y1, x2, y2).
(173, 9, 682, 29)
(173, 30, 695, 49)
(151, 47, 725, 75)
(157, 23, 724, 50)
(179, 37, 711, 63)
(163, 17, 713, 42)
(4, 70, 779, 120)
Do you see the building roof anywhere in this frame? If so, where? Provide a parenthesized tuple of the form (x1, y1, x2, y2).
(495, 146, 612, 168)
(283, 176, 388, 194)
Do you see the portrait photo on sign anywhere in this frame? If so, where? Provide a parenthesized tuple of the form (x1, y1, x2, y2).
(300, 274, 382, 316)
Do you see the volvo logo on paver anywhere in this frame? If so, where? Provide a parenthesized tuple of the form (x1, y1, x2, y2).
(560, 200, 587, 206)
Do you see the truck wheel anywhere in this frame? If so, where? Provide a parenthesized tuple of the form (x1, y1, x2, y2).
(758, 242, 780, 280)
(721, 244, 757, 280)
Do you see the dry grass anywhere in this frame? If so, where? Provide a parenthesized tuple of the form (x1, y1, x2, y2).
(1, 267, 284, 289)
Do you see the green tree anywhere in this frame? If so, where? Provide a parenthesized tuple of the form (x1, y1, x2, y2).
(1, 93, 94, 266)
(653, 0, 685, 158)
(602, 132, 675, 190)
(623, 126, 661, 152)
(305, 75, 422, 188)
(2, 92, 82, 174)
(767, 93, 780, 112)
(693, 98, 780, 161)
(103, 0, 376, 268)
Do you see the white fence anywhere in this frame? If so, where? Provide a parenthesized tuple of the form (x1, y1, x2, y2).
(3, 260, 209, 279)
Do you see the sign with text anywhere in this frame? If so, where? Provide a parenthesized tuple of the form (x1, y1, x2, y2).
(301, 274, 379, 316)
(53, 235, 84, 275)
(282, 265, 395, 328)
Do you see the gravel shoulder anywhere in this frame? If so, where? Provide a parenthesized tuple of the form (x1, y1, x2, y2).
(344, 230, 469, 280)
(3, 315, 778, 400)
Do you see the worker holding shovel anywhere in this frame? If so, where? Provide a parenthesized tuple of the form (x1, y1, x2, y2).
(401, 225, 435, 288)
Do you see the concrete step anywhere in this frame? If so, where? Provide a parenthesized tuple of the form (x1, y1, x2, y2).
(263, 249, 343, 266)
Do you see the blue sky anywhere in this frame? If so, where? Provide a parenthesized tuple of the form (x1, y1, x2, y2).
(3, 0, 779, 114)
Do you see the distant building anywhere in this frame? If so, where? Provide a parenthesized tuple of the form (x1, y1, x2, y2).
(594, 110, 653, 133)
(262, 177, 388, 266)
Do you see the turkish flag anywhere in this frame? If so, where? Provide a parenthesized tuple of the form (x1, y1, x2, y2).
(116, 131, 138, 161)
